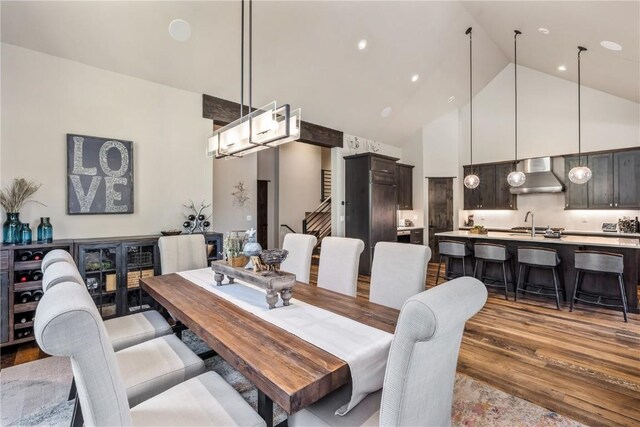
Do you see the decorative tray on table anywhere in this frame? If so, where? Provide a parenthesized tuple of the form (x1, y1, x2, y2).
(469, 226, 488, 235)
(210, 260, 295, 309)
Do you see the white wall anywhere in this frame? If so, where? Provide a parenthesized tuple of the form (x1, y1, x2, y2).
(278, 142, 322, 246)
(331, 134, 402, 237)
(399, 130, 424, 228)
(453, 63, 640, 230)
(1, 43, 212, 238)
(212, 155, 257, 233)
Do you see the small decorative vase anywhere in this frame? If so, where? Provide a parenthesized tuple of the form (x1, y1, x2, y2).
(21, 223, 32, 245)
(2, 212, 22, 244)
(243, 231, 262, 270)
(37, 217, 53, 243)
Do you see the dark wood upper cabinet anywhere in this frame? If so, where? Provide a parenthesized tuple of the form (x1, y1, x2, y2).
(494, 162, 518, 210)
(588, 153, 614, 209)
(614, 150, 640, 209)
(396, 163, 414, 210)
(565, 148, 639, 210)
(564, 155, 589, 209)
(477, 165, 496, 209)
(463, 166, 480, 210)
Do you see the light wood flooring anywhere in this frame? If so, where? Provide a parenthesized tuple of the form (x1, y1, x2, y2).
(3, 263, 639, 426)
(311, 263, 640, 427)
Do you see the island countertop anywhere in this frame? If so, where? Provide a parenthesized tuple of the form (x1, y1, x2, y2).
(436, 230, 640, 249)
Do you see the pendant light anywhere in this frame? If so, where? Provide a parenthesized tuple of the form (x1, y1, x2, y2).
(206, 0, 301, 159)
(463, 27, 480, 189)
(507, 30, 526, 187)
(568, 46, 592, 184)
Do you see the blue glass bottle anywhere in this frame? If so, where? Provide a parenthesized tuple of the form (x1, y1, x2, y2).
(37, 217, 53, 243)
(21, 223, 32, 245)
(2, 212, 21, 244)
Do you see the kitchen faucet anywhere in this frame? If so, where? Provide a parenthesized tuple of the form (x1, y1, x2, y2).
(524, 211, 534, 237)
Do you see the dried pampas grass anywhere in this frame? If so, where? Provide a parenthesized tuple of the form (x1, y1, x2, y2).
(0, 178, 44, 213)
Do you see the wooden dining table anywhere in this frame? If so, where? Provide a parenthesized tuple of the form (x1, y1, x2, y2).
(140, 272, 399, 427)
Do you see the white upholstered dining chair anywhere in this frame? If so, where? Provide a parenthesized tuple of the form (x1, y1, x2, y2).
(41, 248, 77, 272)
(369, 242, 431, 310)
(35, 282, 266, 427)
(158, 234, 208, 274)
(41, 251, 172, 352)
(316, 237, 365, 297)
(280, 233, 318, 284)
(288, 276, 488, 427)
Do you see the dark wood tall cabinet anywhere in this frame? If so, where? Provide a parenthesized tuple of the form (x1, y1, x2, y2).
(396, 163, 414, 210)
(345, 153, 399, 275)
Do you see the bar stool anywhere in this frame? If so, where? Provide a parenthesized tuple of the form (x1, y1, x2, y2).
(515, 247, 565, 310)
(435, 240, 472, 285)
(570, 250, 628, 322)
(473, 243, 512, 300)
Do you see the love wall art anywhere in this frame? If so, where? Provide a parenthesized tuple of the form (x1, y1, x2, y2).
(67, 134, 134, 214)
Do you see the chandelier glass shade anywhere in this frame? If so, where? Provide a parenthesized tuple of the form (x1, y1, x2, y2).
(568, 165, 592, 184)
(463, 173, 480, 189)
(507, 170, 526, 187)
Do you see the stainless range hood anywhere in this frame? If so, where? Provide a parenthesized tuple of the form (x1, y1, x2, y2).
(509, 157, 564, 194)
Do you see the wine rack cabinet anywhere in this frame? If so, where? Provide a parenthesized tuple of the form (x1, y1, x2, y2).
(0, 240, 74, 348)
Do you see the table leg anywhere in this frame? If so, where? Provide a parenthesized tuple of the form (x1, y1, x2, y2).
(258, 389, 274, 427)
(266, 289, 279, 309)
(280, 289, 292, 306)
(214, 272, 224, 286)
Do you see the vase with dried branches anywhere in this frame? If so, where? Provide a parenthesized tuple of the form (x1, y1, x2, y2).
(0, 178, 43, 244)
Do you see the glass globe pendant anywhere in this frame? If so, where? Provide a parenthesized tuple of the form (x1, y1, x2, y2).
(568, 165, 592, 184)
(464, 173, 480, 189)
(507, 170, 526, 187)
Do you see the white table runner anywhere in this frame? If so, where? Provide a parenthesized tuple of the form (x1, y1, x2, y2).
(177, 268, 393, 415)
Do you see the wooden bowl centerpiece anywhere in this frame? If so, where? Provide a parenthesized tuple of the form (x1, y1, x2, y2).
(259, 249, 288, 272)
(469, 225, 488, 235)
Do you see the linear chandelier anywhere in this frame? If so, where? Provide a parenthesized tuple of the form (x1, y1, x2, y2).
(207, 0, 301, 159)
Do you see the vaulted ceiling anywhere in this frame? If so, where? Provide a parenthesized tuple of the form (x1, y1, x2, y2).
(2, 1, 638, 146)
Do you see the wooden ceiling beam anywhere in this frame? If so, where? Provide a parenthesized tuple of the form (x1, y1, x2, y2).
(202, 94, 343, 149)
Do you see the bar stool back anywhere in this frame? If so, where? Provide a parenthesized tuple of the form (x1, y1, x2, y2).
(571, 250, 628, 322)
(515, 247, 565, 310)
(473, 243, 512, 300)
(435, 240, 471, 285)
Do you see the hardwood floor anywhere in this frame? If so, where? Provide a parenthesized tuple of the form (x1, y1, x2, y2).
(313, 263, 640, 427)
(3, 262, 638, 426)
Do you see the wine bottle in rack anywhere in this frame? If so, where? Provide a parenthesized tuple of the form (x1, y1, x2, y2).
(31, 251, 44, 261)
(23, 330, 31, 337)
(18, 251, 33, 261)
(30, 269, 43, 281)
(18, 291, 32, 304)
(32, 290, 44, 301)
(16, 331, 24, 339)
(17, 272, 30, 282)
(17, 315, 28, 323)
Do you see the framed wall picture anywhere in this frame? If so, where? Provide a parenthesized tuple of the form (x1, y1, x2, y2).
(67, 134, 134, 214)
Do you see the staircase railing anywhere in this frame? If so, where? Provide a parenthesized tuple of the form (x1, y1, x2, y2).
(321, 169, 332, 201)
(302, 196, 331, 248)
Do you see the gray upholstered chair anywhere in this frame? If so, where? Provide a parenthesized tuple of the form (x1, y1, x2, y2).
(288, 277, 487, 427)
(369, 242, 431, 310)
(158, 234, 208, 274)
(35, 282, 266, 427)
(41, 254, 172, 351)
(280, 233, 318, 284)
(317, 237, 365, 297)
(41, 249, 76, 272)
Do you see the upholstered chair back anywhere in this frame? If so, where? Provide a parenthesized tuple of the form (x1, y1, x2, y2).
(158, 234, 207, 274)
(42, 261, 84, 292)
(41, 249, 76, 273)
(370, 242, 431, 310)
(34, 282, 132, 426)
(280, 233, 318, 284)
(379, 277, 487, 427)
(317, 237, 365, 297)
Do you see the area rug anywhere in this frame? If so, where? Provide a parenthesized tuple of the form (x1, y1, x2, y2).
(1, 331, 584, 426)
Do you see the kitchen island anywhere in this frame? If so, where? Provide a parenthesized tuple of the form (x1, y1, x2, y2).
(436, 230, 640, 313)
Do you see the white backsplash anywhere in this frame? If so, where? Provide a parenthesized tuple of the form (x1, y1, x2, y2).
(460, 192, 639, 231)
(398, 209, 424, 228)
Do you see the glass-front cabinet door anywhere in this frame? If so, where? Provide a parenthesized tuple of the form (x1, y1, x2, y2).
(123, 242, 157, 315)
(78, 245, 119, 318)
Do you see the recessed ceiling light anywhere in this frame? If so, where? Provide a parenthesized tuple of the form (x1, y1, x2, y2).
(600, 40, 622, 51)
(381, 107, 392, 118)
(169, 19, 191, 41)
(558, 65, 567, 72)
(358, 39, 367, 50)
(448, 96, 455, 103)
(537, 27, 550, 35)
(411, 74, 420, 83)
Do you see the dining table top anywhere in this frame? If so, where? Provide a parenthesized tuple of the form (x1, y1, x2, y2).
(140, 272, 399, 415)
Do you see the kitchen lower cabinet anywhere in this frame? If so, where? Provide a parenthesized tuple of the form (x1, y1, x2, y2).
(410, 229, 423, 245)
